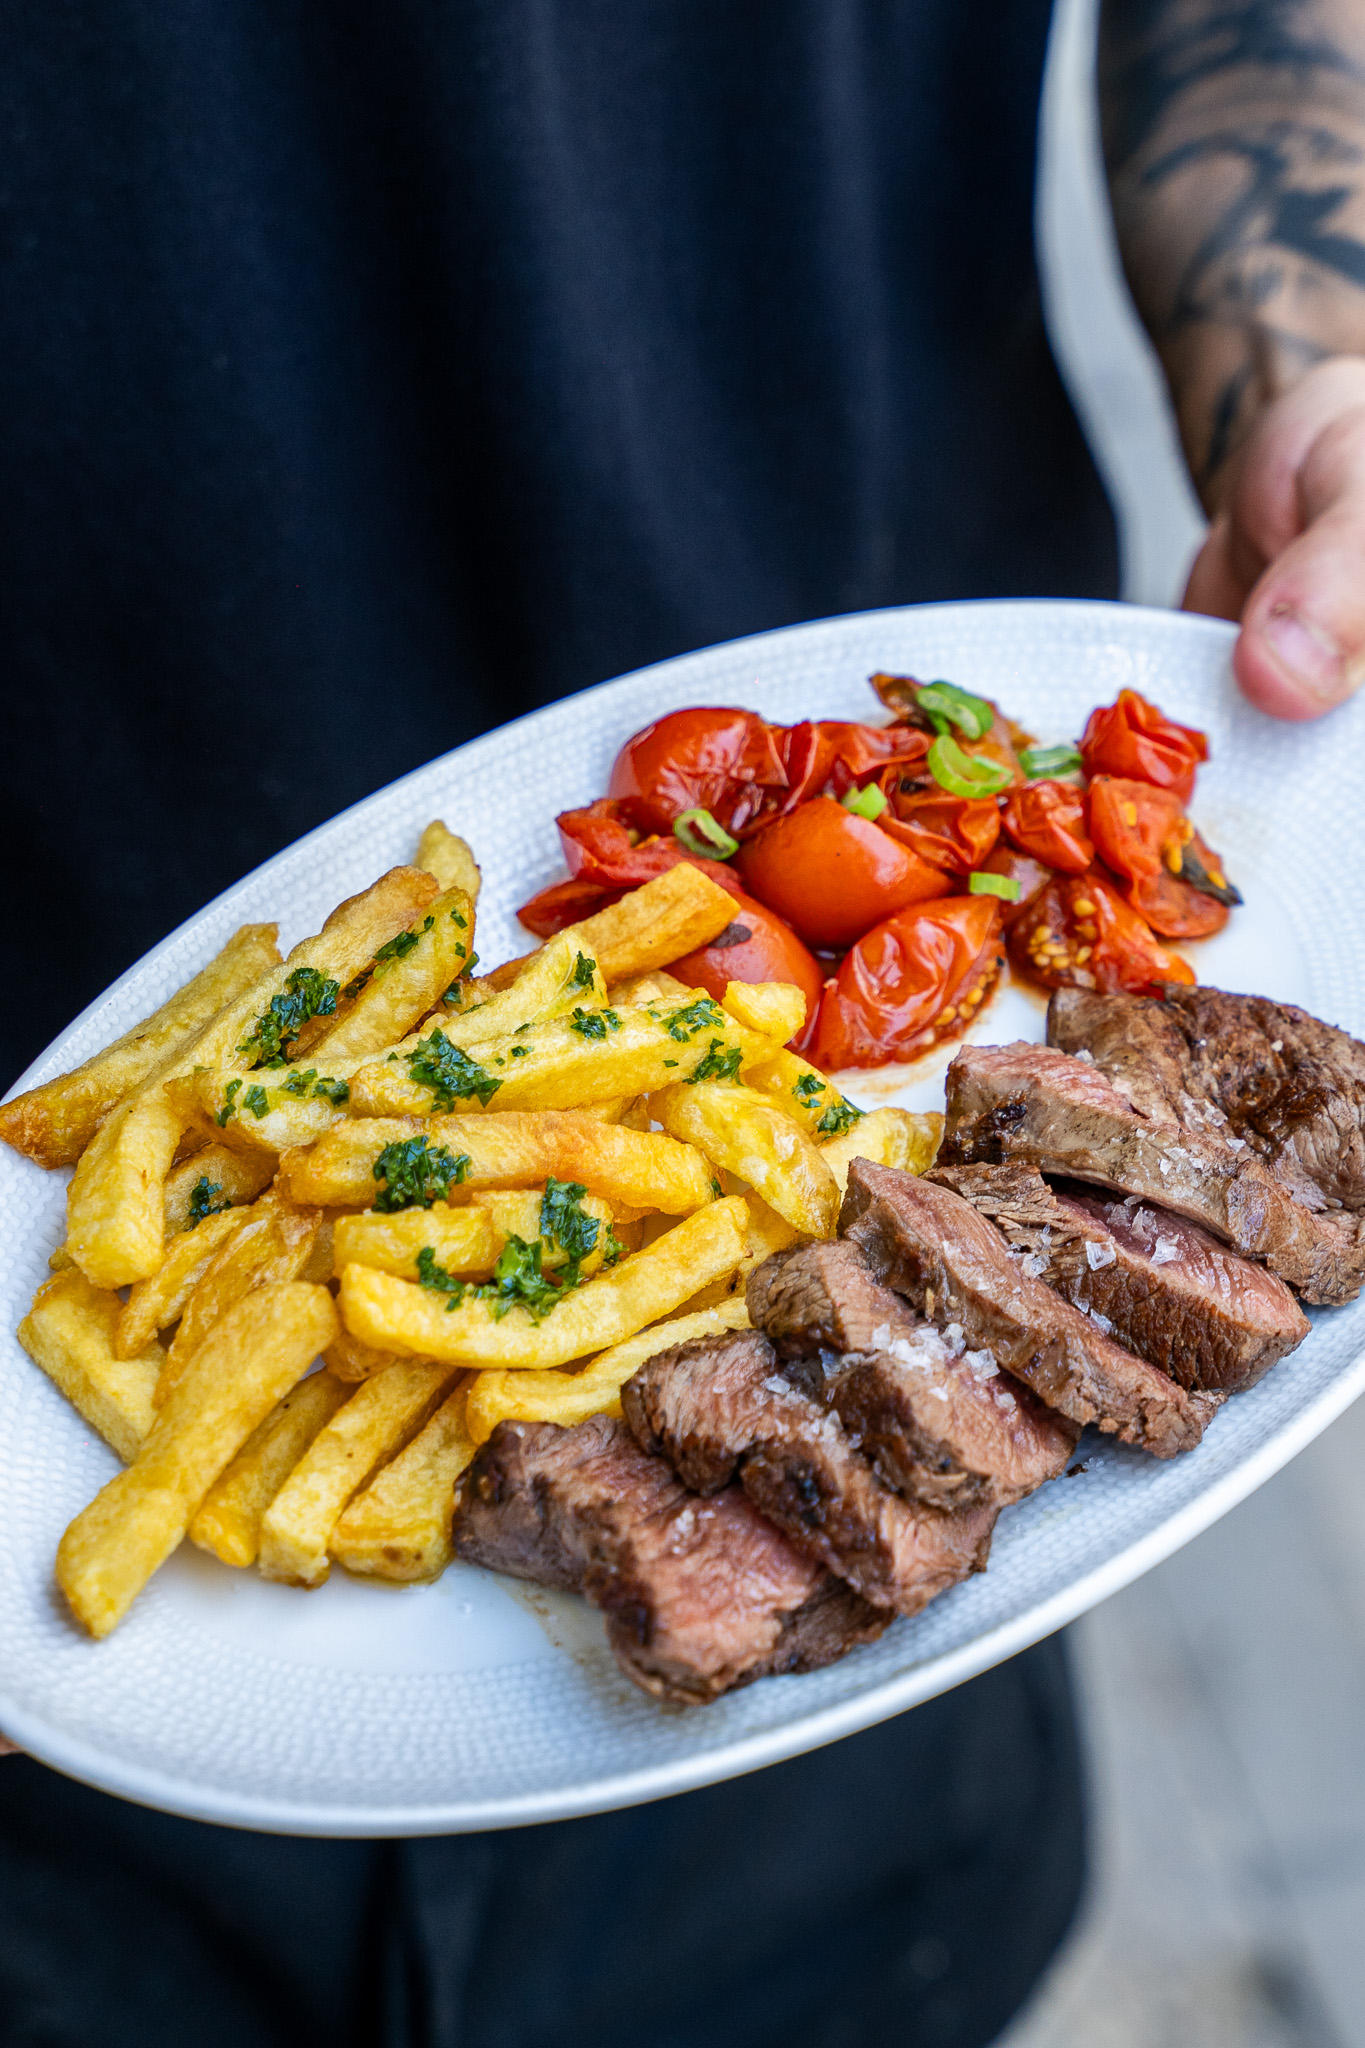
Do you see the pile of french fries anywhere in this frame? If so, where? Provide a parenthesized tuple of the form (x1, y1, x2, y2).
(2, 828, 940, 1639)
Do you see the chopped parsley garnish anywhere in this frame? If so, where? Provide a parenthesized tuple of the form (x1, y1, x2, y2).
(689, 1038, 743, 1083)
(451, 909, 468, 928)
(793, 1073, 828, 1107)
(816, 1098, 864, 1137)
(416, 1244, 466, 1310)
(185, 1176, 232, 1228)
(569, 1007, 621, 1039)
(440, 980, 463, 1006)
(540, 1175, 600, 1265)
(371, 1137, 471, 1213)
(405, 1029, 502, 1109)
(215, 1078, 243, 1127)
(510, 1045, 530, 1059)
(665, 997, 725, 1042)
(279, 1066, 347, 1101)
(602, 1225, 626, 1266)
(570, 952, 598, 990)
(710, 1178, 723, 1198)
(372, 917, 432, 976)
(243, 1084, 271, 1119)
(237, 967, 339, 1067)
(479, 1235, 568, 1321)
(312, 1074, 350, 1105)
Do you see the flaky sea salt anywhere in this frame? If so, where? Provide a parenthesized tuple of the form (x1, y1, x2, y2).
(1151, 1237, 1180, 1265)
(1085, 1239, 1116, 1269)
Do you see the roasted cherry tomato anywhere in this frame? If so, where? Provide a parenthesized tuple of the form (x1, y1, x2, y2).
(669, 890, 824, 1020)
(1079, 689, 1209, 804)
(884, 791, 1000, 872)
(972, 844, 1055, 924)
(607, 708, 788, 838)
(1000, 779, 1093, 873)
(736, 796, 949, 950)
(778, 721, 930, 813)
(1008, 869, 1195, 994)
(1087, 777, 1230, 939)
(804, 896, 1004, 1071)
(515, 800, 741, 936)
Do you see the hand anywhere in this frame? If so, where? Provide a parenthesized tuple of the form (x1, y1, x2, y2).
(1183, 357, 1365, 720)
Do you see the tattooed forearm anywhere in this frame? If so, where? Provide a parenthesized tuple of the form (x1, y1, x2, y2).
(1100, 0, 1365, 499)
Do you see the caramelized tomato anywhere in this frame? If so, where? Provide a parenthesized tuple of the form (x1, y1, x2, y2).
(1008, 870, 1195, 994)
(668, 891, 824, 1019)
(607, 708, 788, 838)
(515, 800, 741, 937)
(804, 896, 1004, 1071)
(1087, 777, 1229, 940)
(736, 796, 950, 950)
(778, 720, 931, 812)
(884, 791, 1001, 873)
(1079, 690, 1209, 804)
(1000, 779, 1093, 873)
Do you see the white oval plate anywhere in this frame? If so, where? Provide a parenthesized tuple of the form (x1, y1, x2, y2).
(3, 598, 1363, 1837)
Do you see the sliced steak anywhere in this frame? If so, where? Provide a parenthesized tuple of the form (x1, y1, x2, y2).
(941, 1040, 1365, 1307)
(931, 1161, 1310, 1394)
(453, 1414, 886, 1704)
(840, 1158, 1215, 1455)
(1050, 983, 1365, 1214)
(747, 1241, 1078, 1509)
(621, 1331, 996, 1615)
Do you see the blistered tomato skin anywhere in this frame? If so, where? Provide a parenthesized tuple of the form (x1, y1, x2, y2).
(735, 797, 950, 950)
(669, 891, 824, 1019)
(1008, 870, 1195, 994)
(1087, 777, 1229, 940)
(805, 896, 1004, 1071)
(883, 792, 1001, 873)
(606, 708, 788, 839)
(1000, 780, 1093, 873)
(1079, 690, 1208, 805)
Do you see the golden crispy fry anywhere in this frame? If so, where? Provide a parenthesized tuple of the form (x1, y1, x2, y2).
(720, 980, 807, 1043)
(464, 1294, 751, 1444)
(65, 870, 437, 1290)
(258, 1359, 457, 1586)
(403, 930, 608, 1053)
(157, 1193, 323, 1406)
(333, 1187, 612, 1283)
(486, 864, 738, 990)
(0, 925, 282, 1170)
(183, 1069, 352, 1157)
(654, 1081, 839, 1238)
(329, 1384, 476, 1582)
(309, 886, 476, 1065)
(819, 1106, 943, 1192)
(348, 992, 748, 1117)
(738, 1190, 801, 1268)
(339, 1196, 748, 1369)
(741, 1044, 860, 1137)
(18, 1271, 164, 1463)
(55, 1282, 338, 1636)
(189, 1371, 352, 1567)
(324, 1327, 409, 1382)
(279, 1111, 715, 1214)
(162, 1143, 275, 1234)
(116, 1207, 248, 1359)
(416, 820, 482, 902)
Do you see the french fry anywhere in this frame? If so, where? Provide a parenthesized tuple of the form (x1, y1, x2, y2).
(329, 1384, 476, 1582)
(18, 1271, 164, 1463)
(485, 864, 738, 990)
(739, 1190, 801, 1268)
(819, 1106, 943, 1191)
(156, 1192, 323, 1405)
(0, 924, 282, 1170)
(161, 1143, 275, 1234)
(308, 887, 476, 1065)
(720, 980, 807, 1043)
(66, 870, 438, 1290)
(324, 1327, 410, 1383)
(333, 1188, 612, 1283)
(184, 1068, 354, 1156)
(55, 1282, 338, 1637)
(339, 1196, 748, 1369)
(116, 1206, 249, 1358)
(741, 1044, 862, 1138)
(279, 1111, 715, 1214)
(258, 1359, 457, 1586)
(400, 930, 608, 1052)
(464, 1295, 751, 1444)
(189, 1371, 352, 1567)
(416, 820, 482, 902)
(654, 1081, 839, 1238)
(348, 991, 749, 1117)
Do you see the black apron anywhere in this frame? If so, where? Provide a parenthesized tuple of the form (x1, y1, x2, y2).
(0, 6, 1104, 2040)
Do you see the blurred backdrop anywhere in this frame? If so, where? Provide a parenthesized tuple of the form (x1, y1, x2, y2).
(999, 4, 1365, 2044)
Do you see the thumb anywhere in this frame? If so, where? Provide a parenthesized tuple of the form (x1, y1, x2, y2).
(1234, 404, 1365, 719)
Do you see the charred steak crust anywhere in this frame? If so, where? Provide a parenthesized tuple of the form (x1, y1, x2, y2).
(452, 1415, 886, 1705)
(839, 1159, 1211, 1456)
(622, 1331, 996, 1616)
(929, 1162, 1309, 1395)
(940, 1040, 1365, 1307)
(747, 1242, 1078, 1510)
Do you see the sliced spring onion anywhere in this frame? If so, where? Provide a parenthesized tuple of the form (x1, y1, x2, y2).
(840, 782, 889, 821)
(927, 734, 1013, 799)
(968, 871, 1022, 901)
(1019, 742, 1083, 778)
(914, 680, 995, 740)
(673, 807, 739, 859)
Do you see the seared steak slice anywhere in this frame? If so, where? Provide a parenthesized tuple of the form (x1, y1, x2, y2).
(622, 1331, 996, 1615)
(941, 1040, 1365, 1307)
(931, 1161, 1309, 1394)
(748, 1242, 1078, 1509)
(840, 1158, 1213, 1455)
(1050, 983, 1365, 1214)
(453, 1414, 886, 1704)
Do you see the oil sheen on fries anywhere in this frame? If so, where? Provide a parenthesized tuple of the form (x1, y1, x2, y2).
(329, 1384, 477, 1582)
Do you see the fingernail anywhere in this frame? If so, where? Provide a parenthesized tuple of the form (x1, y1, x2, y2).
(1259, 602, 1350, 704)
